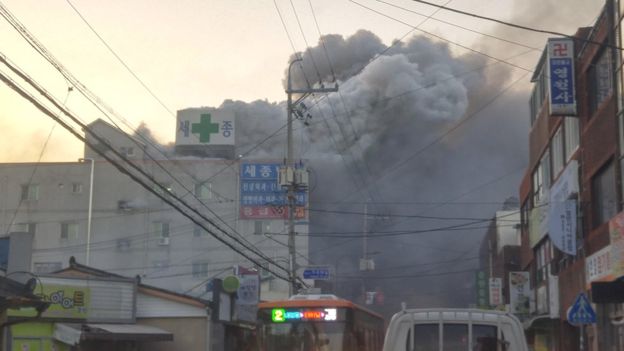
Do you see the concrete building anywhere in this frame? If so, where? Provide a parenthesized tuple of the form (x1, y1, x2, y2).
(517, 1, 624, 350)
(0, 114, 309, 300)
(478, 209, 521, 309)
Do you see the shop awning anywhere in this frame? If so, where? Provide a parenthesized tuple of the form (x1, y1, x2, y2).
(522, 314, 552, 330)
(54, 323, 173, 345)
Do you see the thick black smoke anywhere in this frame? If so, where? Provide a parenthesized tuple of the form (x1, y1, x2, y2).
(209, 30, 528, 314)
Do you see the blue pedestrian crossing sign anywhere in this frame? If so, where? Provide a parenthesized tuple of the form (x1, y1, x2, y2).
(567, 293, 596, 325)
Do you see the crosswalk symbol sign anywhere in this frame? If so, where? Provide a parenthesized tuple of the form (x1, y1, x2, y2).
(567, 293, 596, 325)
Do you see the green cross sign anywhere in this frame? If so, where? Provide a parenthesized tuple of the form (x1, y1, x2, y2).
(192, 114, 219, 143)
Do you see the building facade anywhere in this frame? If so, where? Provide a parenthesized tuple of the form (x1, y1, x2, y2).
(0, 117, 309, 300)
(517, 1, 624, 350)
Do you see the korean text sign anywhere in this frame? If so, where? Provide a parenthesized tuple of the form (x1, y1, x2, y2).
(548, 38, 577, 115)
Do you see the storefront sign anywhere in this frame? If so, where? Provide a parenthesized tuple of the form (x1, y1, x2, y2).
(586, 245, 613, 287)
(530, 206, 549, 247)
(11, 285, 90, 319)
(549, 275, 560, 318)
(548, 161, 578, 254)
(610, 211, 624, 278)
(509, 272, 531, 314)
(537, 285, 548, 315)
(475, 271, 489, 308)
(547, 38, 577, 115)
(489, 278, 503, 306)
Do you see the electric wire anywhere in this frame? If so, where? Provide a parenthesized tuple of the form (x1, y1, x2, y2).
(0, 63, 293, 284)
(409, 0, 623, 51)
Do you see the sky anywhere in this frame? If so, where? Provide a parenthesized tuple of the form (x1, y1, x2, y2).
(0, 0, 607, 308)
(0, 0, 603, 163)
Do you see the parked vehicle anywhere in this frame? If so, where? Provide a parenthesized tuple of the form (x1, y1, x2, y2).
(383, 307, 529, 351)
(257, 294, 385, 351)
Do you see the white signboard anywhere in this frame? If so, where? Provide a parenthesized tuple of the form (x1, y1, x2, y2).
(489, 278, 503, 306)
(548, 200, 577, 255)
(509, 272, 531, 314)
(236, 274, 259, 323)
(548, 160, 578, 254)
(537, 285, 548, 314)
(586, 245, 613, 287)
(176, 108, 235, 146)
(549, 275, 560, 318)
(530, 205, 549, 247)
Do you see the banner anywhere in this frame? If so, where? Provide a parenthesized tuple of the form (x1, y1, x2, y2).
(509, 272, 531, 314)
(548, 199, 577, 254)
(530, 206, 549, 247)
(548, 160, 578, 254)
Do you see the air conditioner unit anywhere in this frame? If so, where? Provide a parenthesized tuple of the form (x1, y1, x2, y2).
(158, 237, 170, 246)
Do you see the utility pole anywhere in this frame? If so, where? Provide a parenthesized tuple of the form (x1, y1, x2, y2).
(284, 58, 338, 296)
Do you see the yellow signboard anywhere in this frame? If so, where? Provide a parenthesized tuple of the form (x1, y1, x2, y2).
(10, 285, 90, 319)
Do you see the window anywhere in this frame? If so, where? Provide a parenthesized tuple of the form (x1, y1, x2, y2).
(116, 238, 131, 251)
(33, 262, 62, 274)
(592, 162, 618, 227)
(20, 184, 39, 201)
(153, 222, 170, 238)
(60, 222, 79, 241)
(195, 182, 212, 199)
(154, 183, 174, 198)
(193, 223, 211, 237)
(254, 221, 264, 235)
(532, 153, 551, 206)
(152, 260, 169, 271)
(530, 65, 548, 124)
(589, 48, 613, 115)
(406, 324, 438, 351)
(192, 261, 210, 278)
(564, 117, 579, 160)
(71, 183, 83, 194)
(551, 127, 564, 178)
(12, 222, 36, 235)
(120, 146, 135, 157)
(535, 240, 553, 283)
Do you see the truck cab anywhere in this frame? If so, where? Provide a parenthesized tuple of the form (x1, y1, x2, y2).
(383, 308, 529, 351)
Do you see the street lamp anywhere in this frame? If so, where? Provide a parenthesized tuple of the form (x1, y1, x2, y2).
(79, 158, 94, 266)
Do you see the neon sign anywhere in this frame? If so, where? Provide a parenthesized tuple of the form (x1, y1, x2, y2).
(272, 308, 337, 322)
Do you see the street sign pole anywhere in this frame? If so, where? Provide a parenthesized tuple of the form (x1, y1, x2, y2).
(285, 58, 338, 296)
(567, 292, 596, 351)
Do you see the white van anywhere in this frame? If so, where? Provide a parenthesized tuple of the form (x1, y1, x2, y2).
(383, 308, 529, 351)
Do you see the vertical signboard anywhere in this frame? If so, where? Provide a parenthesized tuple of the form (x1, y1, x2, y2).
(489, 278, 503, 307)
(610, 211, 624, 278)
(235, 272, 260, 323)
(475, 271, 489, 308)
(240, 163, 307, 220)
(549, 275, 560, 318)
(547, 38, 577, 115)
(509, 272, 531, 314)
(548, 160, 579, 254)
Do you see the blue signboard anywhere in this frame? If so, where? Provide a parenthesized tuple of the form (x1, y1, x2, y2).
(567, 293, 596, 325)
(241, 163, 281, 180)
(303, 267, 331, 280)
(548, 38, 577, 115)
(240, 163, 307, 219)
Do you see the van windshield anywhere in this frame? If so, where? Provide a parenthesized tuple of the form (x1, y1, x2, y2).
(405, 323, 505, 351)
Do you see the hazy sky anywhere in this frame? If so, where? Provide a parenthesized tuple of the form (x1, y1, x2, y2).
(0, 0, 603, 162)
